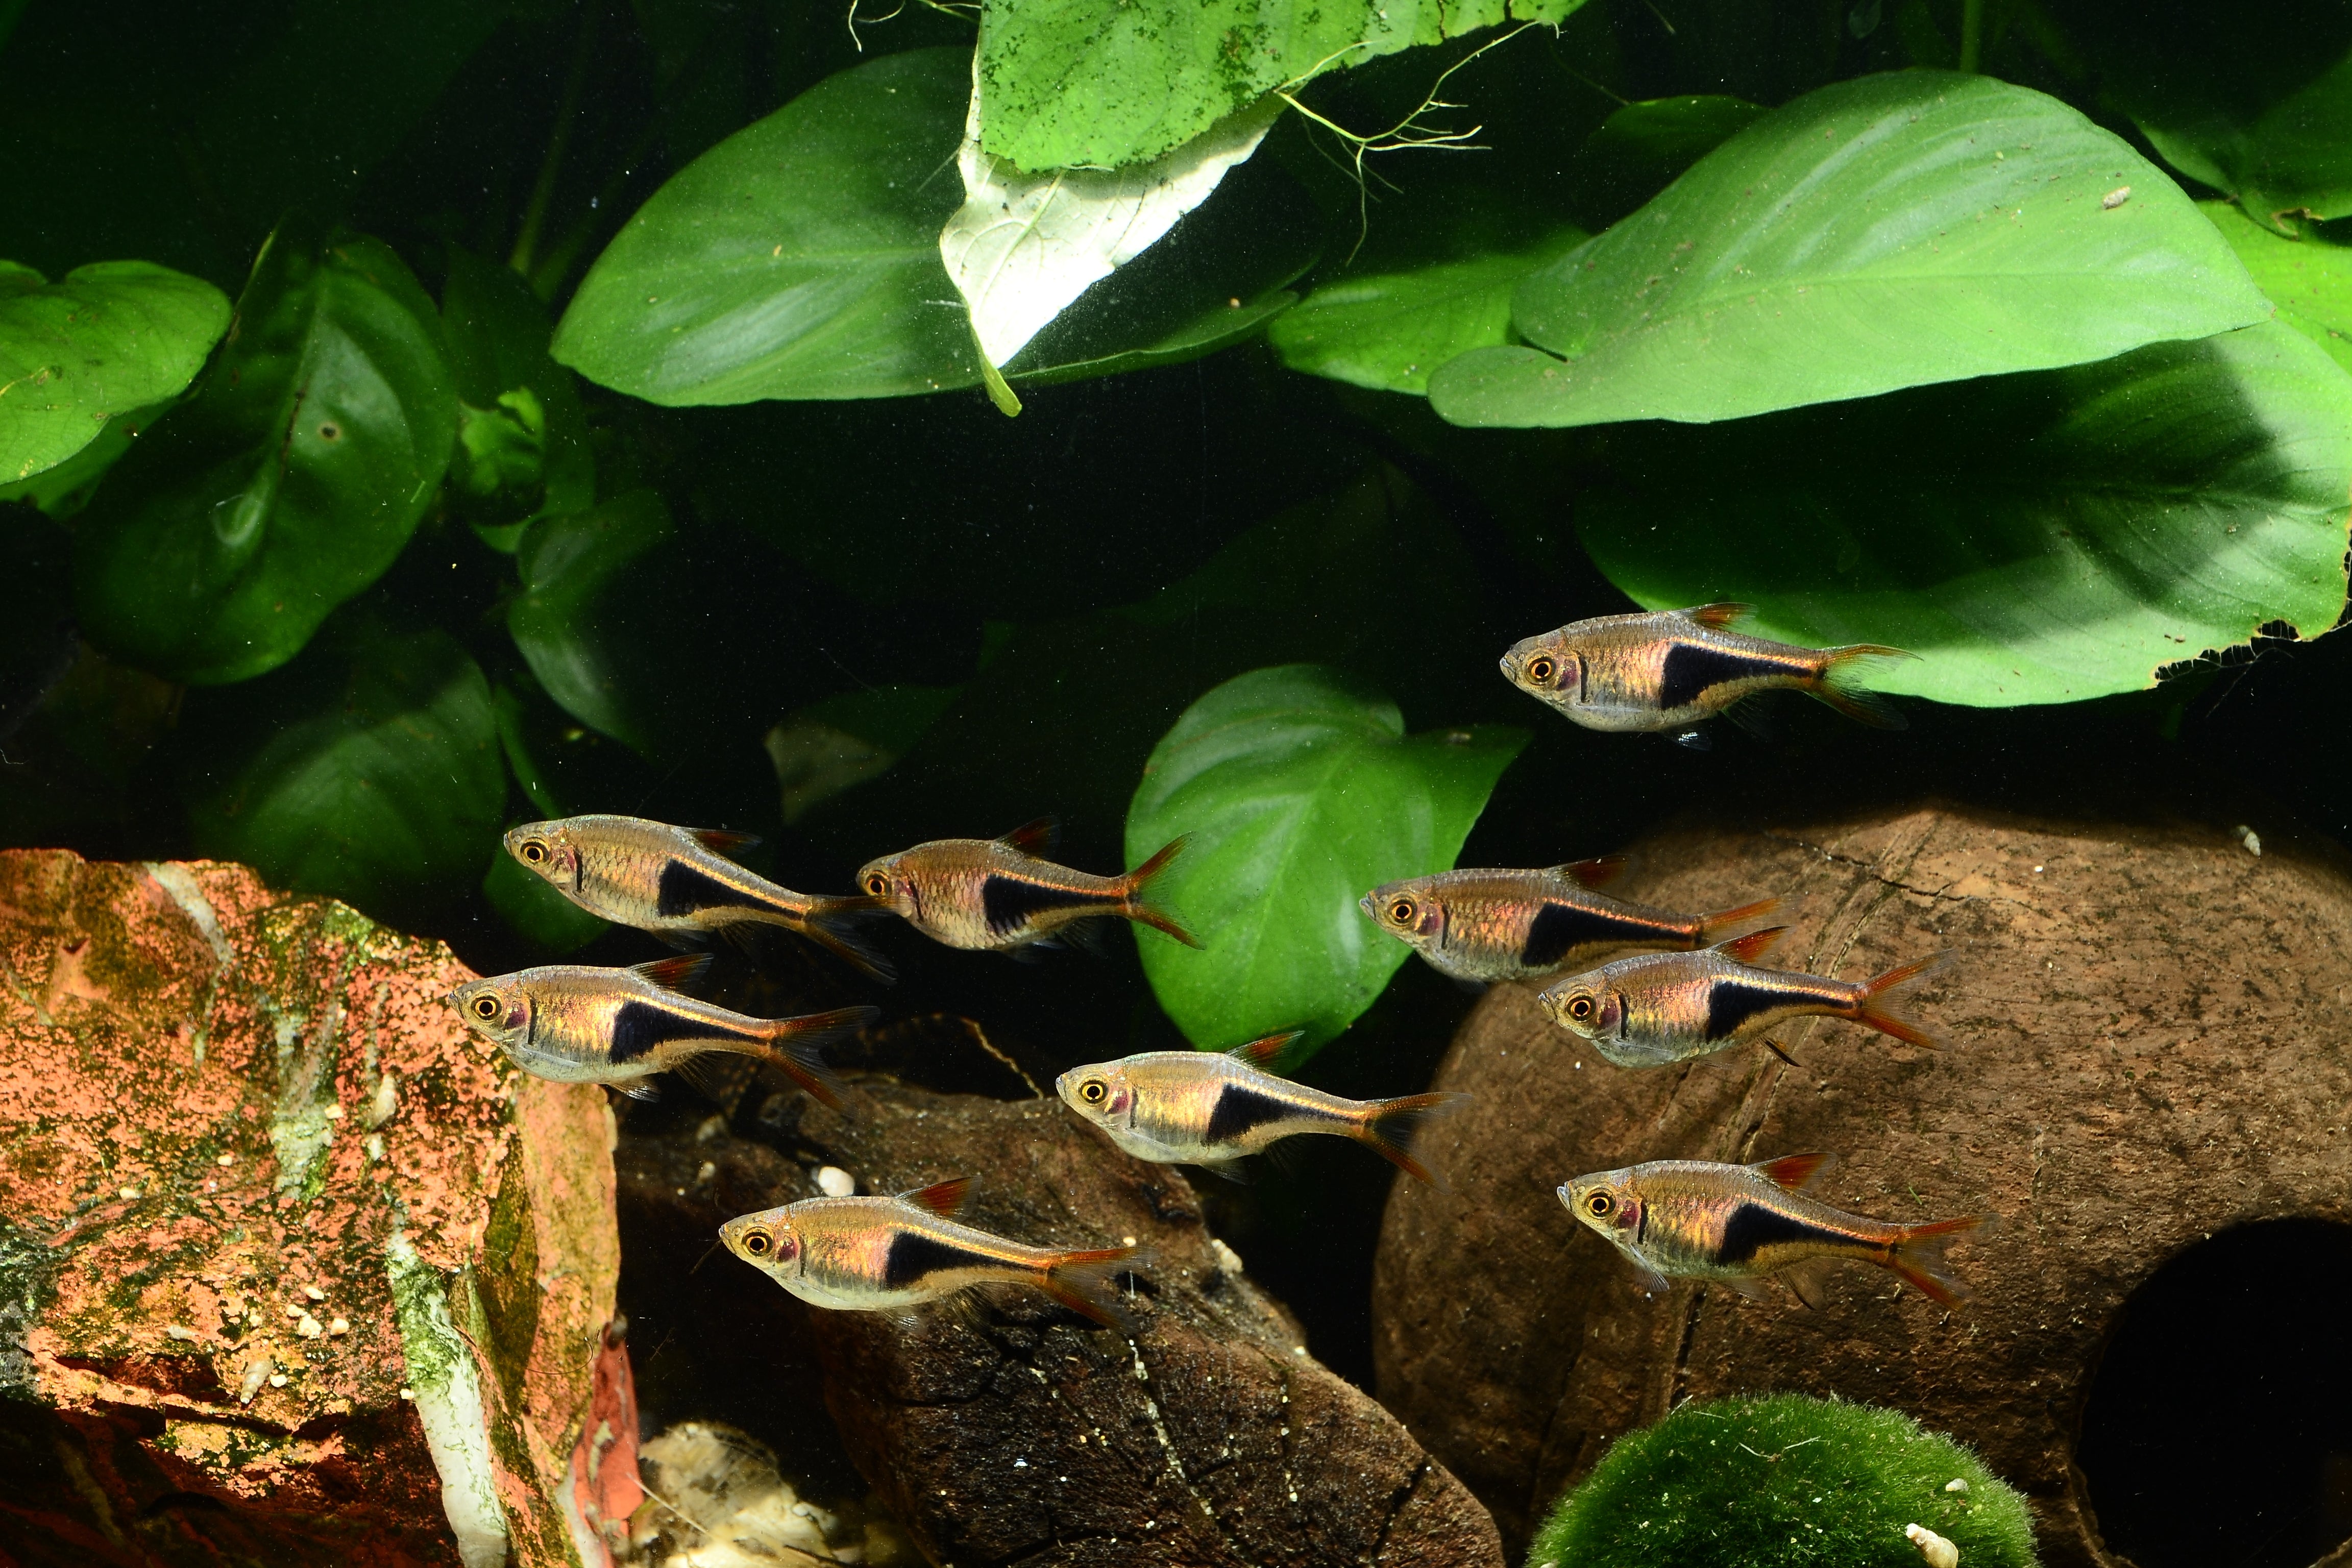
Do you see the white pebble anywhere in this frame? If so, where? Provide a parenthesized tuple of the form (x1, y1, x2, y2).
(324, 1103, 345, 1121)
(303, 1284, 326, 1302)
(695, 1161, 716, 1184)
(164, 1325, 198, 1342)
(1907, 1523, 1960, 1568)
(216, 1153, 236, 1167)
(268, 1373, 288, 1388)
(366, 1073, 399, 1129)
(117, 1186, 140, 1200)
(815, 1165, 855, 1197)
(328, 1317, 350, 1337)
(295, 1313, 323, 1338)
(1946, 1478, 1969, 1492)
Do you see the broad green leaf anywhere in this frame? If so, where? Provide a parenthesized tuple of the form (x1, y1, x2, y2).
(976, 0, 1586, 173)
(2065, 0, 2352, 229)
(765, 683, 962, 823)
(0, 397, 171, 519)
(1564, 95, 1766, 230)
(1429, 71, 2271, 430)
(442, 249, 595, 549)
(1013, 286, 1298, 388)
(554, 48, 982, 405)
(0, 260, 229, 482)
(1572, 321, 2352, 708)
(506, 491, 678, 752)
(1269, 228, 1584, 395)
(484, 847, 609, 952)
(1126, 664, 1524, 1058)
(72, 233, 457, 684)
(2201, 201, 2352, 373)
(944, 85, 1280, 368)
(184, 625, 504, 925)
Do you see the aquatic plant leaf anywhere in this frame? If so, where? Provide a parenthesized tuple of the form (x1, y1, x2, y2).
(2056, 0, 2352, 230)
(1429, 71, 2271, 429)
(1530, 1394, 2038, 1568)
(71, 232, 457, 684)
(2201, 201, 2352, 372)
(0, 260, 228, 483)
(1268, 227, 1585, 396)
(1562, 94, 1766, 230)
(1126, 664, 1524, 1060)
(483, 848, 609, 953)
(440, 248, 595, 549)
(944, 79, 1280, 368)
(1573, 321, 2352, 708)
(183, 625, 504, 928)
(553, 47, 983, 405)
(975, 0, 1587, 173)
(505, 491, 679, 753)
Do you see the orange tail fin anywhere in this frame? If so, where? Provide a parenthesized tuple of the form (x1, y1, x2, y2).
(755, 1004, 875, 1111)
(1359, 1092, 1472, 1189)
(1810, 644, 1915, 729)
(1853, 951, 1954, 1049)
(1695, 895, 1782, 946)
(1039, 1245, 1148, 1333)
(1119, 835, 1200, 948)
(1883, 1213, 1996, 1306)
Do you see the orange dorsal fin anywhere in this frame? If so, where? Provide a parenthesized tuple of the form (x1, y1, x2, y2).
(1226, 1029, 1306, 1073)
(996, 817, 1060, 856)
(1749, 1152, 1837, 1193)
(1559, 853, 1631, 891)
(688, 827, 761, 853)
(1679, 602, 1755, 629)
(900, 1177, 971, 1218)
(630, 953, 714, 992)
(1713, 925, 1788, 964)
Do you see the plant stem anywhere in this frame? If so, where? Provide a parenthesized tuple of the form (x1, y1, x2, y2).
(511, 0, 601, 280)
(1958, 0, 1984, 72)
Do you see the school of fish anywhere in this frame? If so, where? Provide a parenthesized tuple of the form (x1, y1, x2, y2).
(440, 602, 1986, 1336)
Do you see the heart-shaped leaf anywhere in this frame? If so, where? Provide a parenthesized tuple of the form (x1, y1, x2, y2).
(975, 0, 1587, 173)
(441, 248, 595, 548)
(72, 232, 457, 684)
(554, 47, 982, 406)
(1570, 320, 2352, 707)
(0, 260, 229, 483)
(183, 624, 504, 926)
(1126, 664, 1524, 1059)
(2201, 201, 2352, 372)
(1563, 95, 1766, 230)
(1429, 71, 2272, 429)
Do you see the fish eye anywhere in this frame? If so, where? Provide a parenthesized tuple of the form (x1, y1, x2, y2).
(741, 1228, 772, 1256)
(1567, 994, 1595, 1022)
(862, 871, 889, 897)
(1079, 1079, 1108, 1105)
(520, 839, 548, 865)
(470, 995, 501, 1020)
(1388, 897, 1416, 924)
(1526, 655, 1557, 685)
(1587, 1192, 1613, 1217)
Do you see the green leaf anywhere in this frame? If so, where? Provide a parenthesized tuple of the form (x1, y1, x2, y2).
(2201, 201, 2352, 373)
(1428, 71, 2272, 430)
(506, 491, 678, 752)
(765, 683, 962, 823)
(1572, 320, 2352, 708)
(0, 397, 172, 519)
(483, 847, 609, 952)
(0, 260, 229, 483)
(975, 0, 1587, 173)
(553, 47, 982, 406)
(442, 248, 595, 548)
(2068, 0, 2352, 229)
(1125, 664, 1524, 1058)
(72, 233, 457, 684)
(1563, 95, 1766, 230)
(184, 625, 505, 924)
(1269, 227, 1585, 395)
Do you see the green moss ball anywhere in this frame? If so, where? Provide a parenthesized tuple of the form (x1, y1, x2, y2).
(1527, 1394, 2039, 1568)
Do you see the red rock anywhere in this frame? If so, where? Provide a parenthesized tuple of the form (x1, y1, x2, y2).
(0, 850, 630, 1567)
(1370, 808, 2352, 1565)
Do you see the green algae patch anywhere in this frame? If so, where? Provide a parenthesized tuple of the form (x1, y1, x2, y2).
(1528, 1394, 2038, 1568)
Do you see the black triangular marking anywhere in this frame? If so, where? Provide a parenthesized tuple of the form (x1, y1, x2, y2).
(881, 1229, 994, 1289)
(1204, 1083, 1294, 1145)
(1659, 643, 1790, 713)
(657, 859, 774, 919)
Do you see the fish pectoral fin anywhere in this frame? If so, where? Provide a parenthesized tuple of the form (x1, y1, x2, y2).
(1719, 1275, 1772, 1301)
(1781, 1261, 1837, 1311)
(1620, 1254, 1672, 1296)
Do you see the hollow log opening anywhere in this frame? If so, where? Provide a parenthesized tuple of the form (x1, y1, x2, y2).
(2077, 1219, 2352, 1568)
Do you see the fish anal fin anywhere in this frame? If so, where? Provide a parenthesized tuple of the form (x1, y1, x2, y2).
(1560, 853, 1631, 891)
(1720, 1274, 1771, 1301)
(689, 827, 761, 854)
(1196, 1157, 1253, 1185)
(613, 1080, 660, 1103)
(630, 953, 715, 992)
(997, 816, 1060, 856)
(1227, 1029, 1306, 1073)
(1749, 1150, 1837, 1193)
(1680, 602, 1755, 629)
(1713, 925, 1789, 964)
(1782, 1260, 1836, 1311)
(901, 1175, 972, 1218)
